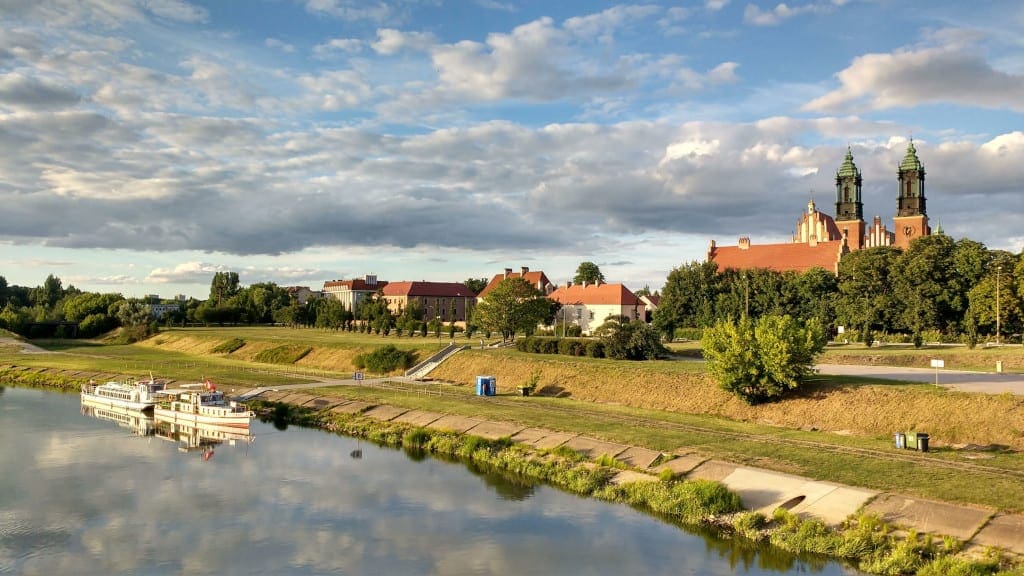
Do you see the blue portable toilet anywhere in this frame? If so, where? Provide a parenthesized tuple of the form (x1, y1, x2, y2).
(486, 376, 497, 396)
(476, 375, 489, 396)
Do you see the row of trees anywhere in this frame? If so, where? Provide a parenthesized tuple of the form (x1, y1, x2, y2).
(655, 235, 1024, 344)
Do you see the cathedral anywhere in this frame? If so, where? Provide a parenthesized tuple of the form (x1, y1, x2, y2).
(707, 141, 931, 274)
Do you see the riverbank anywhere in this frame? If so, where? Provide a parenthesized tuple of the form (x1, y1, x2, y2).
(253, 395, 1024, 576)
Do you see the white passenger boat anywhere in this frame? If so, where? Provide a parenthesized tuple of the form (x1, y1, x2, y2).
(80, 376, 166, 412)
(153, 381, 253, 428)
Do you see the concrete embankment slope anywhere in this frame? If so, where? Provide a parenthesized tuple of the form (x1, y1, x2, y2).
(252, 387, 1024, 557)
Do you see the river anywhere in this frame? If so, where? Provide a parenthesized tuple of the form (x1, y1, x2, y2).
(0, 386, 863, 575)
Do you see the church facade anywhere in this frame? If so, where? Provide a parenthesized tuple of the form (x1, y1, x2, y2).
(708, 141, 930, 274)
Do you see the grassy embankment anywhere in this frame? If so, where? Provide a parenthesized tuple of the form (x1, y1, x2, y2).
(4, 327, 1024, 512)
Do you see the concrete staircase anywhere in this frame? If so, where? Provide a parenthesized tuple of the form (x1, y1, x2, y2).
(404, 343, 466, 380)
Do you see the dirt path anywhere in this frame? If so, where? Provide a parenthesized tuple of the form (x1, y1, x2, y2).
(0, 336, 53, 354)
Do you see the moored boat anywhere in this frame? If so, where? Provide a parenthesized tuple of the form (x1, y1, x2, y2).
(153, 381, 253, 428)
(80, 376, 166, 412)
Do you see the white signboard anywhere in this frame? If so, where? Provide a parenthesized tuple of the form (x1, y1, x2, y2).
(354, 371, 364, 381)
(930, 359, 944, 368)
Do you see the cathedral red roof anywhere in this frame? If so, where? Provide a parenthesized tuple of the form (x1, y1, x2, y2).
(709, 240, 845, 275)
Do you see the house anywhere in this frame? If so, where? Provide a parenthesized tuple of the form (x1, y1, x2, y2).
(285, 286, 321, 305)
(638, 294, 660, 322)
(548, 281, 644, 335)
(478, 266, 555, 298)
(323, 275, 386, 311)
(380, 281, 478, 323)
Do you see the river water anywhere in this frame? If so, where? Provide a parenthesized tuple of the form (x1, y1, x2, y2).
(0, 386, 863, 575)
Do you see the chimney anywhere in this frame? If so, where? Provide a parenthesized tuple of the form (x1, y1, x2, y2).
(521, 266, 529, 276)
(504, 268, 512, 279)
(582, 280, 588, 288)
(738, 237, 750, 250)
(565, 280, 572, 288)
(365, 274, 377, 286)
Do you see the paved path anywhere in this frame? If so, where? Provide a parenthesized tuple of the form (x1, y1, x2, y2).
(816, 363, 1024, 395)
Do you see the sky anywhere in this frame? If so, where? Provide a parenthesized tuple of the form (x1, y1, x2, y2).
(1, 0, 1022, 299)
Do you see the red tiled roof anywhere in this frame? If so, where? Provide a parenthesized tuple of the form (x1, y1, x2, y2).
(381, 281, 477, 298)
(478, 270, 553, 297)
(323, 279, 388, 291)
(641, 294, 660, 306)
(549, 283, 642, 306)
(709, 240, 845, 274)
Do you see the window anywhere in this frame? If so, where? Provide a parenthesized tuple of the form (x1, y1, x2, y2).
(589, 311, 594, 320)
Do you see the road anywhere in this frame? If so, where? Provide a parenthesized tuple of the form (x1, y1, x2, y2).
(816, 363, 1024, 395)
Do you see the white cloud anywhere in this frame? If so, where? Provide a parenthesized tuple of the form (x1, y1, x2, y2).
(563, 5, 662, 41)
(743, 3, 818, 26)
(265, 38, 296, 53)
(806, 41, 1024, 112)
(313, 37, 362, 58)
(371, 29, 436, 55)
(146, 262, 230, 284)
(708, 61, 740, 84)
(303, 0, 391, 22)
(476, 0, 515, 12)
(141, 0, 209, 23)
(0, 72, 81, 110)
(706, 0, 729, 11)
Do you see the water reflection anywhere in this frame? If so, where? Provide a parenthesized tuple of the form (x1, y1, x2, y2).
(80, 401, 156, 436)
(153, 419, 254, 455)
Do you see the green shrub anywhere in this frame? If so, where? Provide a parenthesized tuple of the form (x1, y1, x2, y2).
(254, 345, 312, 364)
(211, 338, 245, 354)
(586, 340, 605, 358)
(673, 327, 703, 341)
(403, 427, 431, 447)
(359, 345, 416, 374)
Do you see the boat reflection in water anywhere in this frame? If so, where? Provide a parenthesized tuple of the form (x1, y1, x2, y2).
(80, 399, 156, 436)
(154, 416, 254, 457)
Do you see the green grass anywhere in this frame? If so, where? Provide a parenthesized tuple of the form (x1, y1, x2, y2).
(211, 338, 245, 354)
(253, 345, 312, 364)
(300, 383, 1024, 512)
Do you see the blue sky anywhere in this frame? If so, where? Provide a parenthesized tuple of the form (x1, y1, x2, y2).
(1, 0, 1022, 299)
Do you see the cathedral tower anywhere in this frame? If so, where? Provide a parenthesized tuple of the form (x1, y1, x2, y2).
(834, 147, 865, 250)
(893, 139, 929, 249)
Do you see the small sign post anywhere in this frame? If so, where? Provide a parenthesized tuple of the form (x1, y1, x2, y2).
(929, 359, 944, 385)
(354, 371, 364, 382)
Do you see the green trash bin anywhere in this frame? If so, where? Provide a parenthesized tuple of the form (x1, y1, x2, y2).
(905, 432, 918, 450)
(917, 433, 930, 453)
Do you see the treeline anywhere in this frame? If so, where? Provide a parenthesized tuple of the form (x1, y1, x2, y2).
(654, 235, 1023, 345)
(0, 274, 160, 339)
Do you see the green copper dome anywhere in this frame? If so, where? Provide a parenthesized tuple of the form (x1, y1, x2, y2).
(900, 139, 923, 172)
(836, 146, 860, 178)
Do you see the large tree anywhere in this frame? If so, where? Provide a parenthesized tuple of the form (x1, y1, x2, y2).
(835, 246, 902, 338)
(463, 277, 489, 295)
(474, 277, 553, 342)
(653, 260, 718, 337)
(209, 272, 240, 307)
(890, 234, 958, 336)
(573, 261, 605, 285)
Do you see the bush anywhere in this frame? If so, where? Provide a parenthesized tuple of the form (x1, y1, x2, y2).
(358, 344, 416, 374)
(703, 315, 827, 404)
(586, 340, 605, 358)
(539, 338, 558, 354)
(211, 338, 245, 354)
(673, 327, 703, 341)
(254, 345, 312, 364)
